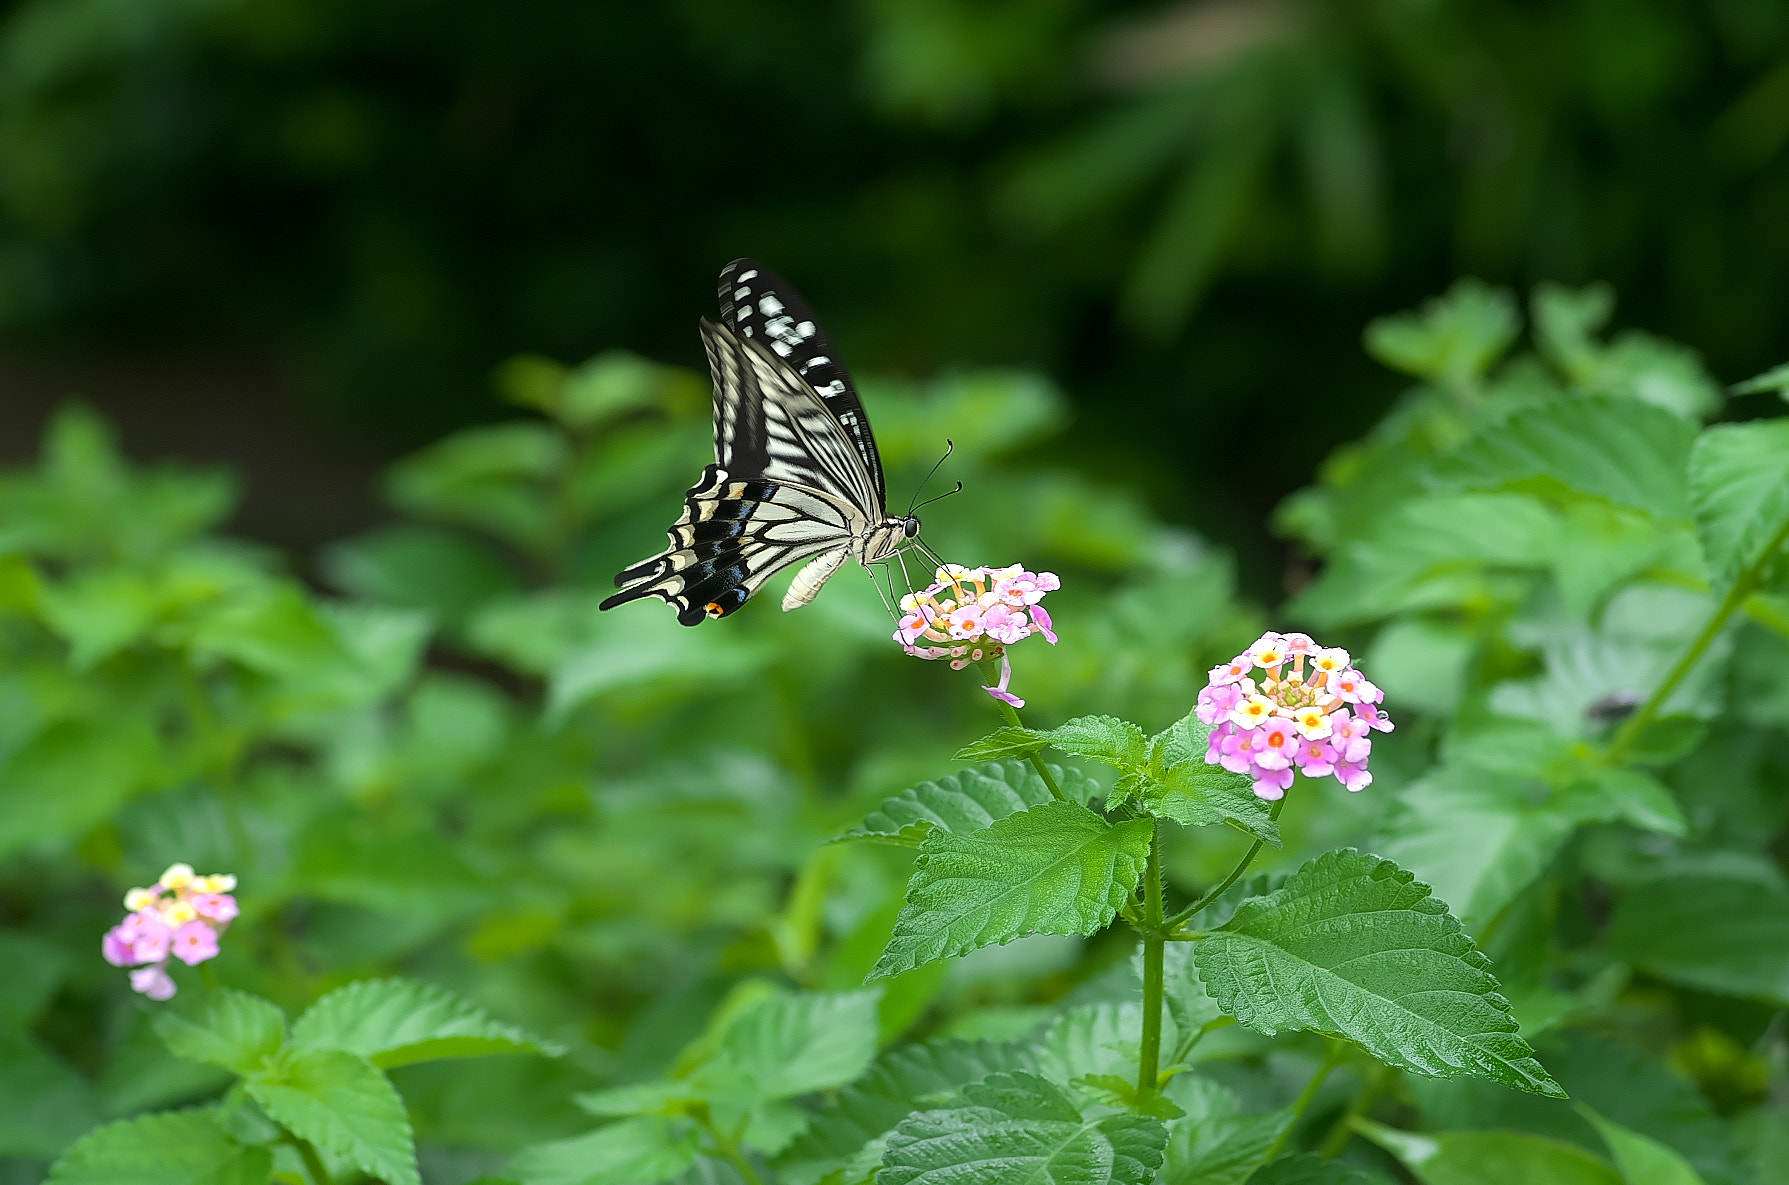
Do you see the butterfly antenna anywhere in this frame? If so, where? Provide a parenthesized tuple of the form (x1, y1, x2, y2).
(909, 481, 964, 515)
(906, 440, 956, 518)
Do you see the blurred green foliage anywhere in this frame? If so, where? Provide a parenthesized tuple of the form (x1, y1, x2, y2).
(0, 0, 1786, 557)
(5, 275, 1789, 1185)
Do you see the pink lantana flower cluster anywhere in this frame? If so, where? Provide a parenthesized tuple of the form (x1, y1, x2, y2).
(101, 863, 238, 1000)
(1198, 631, 1393, 801)
(895, 564, 1059, 707)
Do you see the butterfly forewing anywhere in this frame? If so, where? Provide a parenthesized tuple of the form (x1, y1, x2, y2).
(718, 258, 886, 505)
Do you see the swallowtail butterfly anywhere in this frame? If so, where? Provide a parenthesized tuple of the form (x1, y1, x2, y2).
(600, 259, 921, 625)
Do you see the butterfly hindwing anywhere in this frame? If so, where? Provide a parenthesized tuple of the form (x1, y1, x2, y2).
(599, 465, 864, 625)
(717, 258, 886, 505)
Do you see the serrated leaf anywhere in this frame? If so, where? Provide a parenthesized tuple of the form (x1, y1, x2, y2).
(1606, 857, 1789, 1005)
(1365, 278, 1519, 385)
(154, 989, 287, 1076)
(1246, 1153, 1373, 1184)
(1687, 419, 1789, 590)
(1356, 1119, 1621, 1185)
(506, 1116, 699, 1185)
(1042, 715, 1150, 768)
(1192, 849, 1563, 1096)
(1164, 1090, 1292, 1185)
(1142, 757, 1279, 845)
(291, 978, 561, 1068)
(773, 1038, 1039, 1185)
(1038, 1002, 1153, 1087)
(878, 1071, 1168, 1185)
(696, 989, 882, 1104)
(248, 1049, 417, 1185)
(956, 727, 1050, 760)
(871, 802, 1153, 980)
(1430, 396, 1695, 521)
(47, 1110, 272, 1185)
(1578, 1103, 1706, 1185)
(838, 761, 1098, 846)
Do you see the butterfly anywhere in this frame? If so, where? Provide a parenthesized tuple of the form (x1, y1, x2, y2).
(600, 259, 928, 625)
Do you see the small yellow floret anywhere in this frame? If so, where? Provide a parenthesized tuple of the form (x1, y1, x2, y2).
(123, 887, 158, 911)
(161, 900, 197, 924)
(159, 863, 195, 890)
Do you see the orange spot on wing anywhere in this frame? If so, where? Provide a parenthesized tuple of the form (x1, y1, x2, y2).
(706, 602, 725, 617)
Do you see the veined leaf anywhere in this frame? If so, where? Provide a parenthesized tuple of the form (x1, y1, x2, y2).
(878, 1071, 1168, 1185)
(838, 761, 1097, 846)
(1356, 1120, 1621, 1185)
(1430, 395, 1695, 522)
(1038, 1001, 1153, 1088)
(154, 989, 287, 1076)
(695, 989, 882, 1103)
(871, 802, 1153, 980)
(47, 1110, 271, 1185)
(773, 1038, 1039, 1185)
(1042, 715, 1150, 768)
(1577, 1103, 1706, 1185)
(1192, 849, 1563, 1096)
(1141, 757, 1278, 844)
(1606, 856, 1789, 1005)
(506, 1116, 698, 1185)
(1163, 1076, 1292, 1185)
(291, 978, 561, 1068)
(1687, 419, 1789, 590)
(956, 727, 1050, 760)
(248, 1049, 417, 1185)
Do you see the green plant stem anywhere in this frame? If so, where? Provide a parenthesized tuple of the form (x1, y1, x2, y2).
(1136, 819, 1166, 1098)
(1164, 797, 1286, 931)
(696, 1111, 766, 1185)
(1607, 512, 1789, 763)
(1261, 1043, 1342, 1164)
(1316, 1064, 1391, 1160)
(978, 657, 1065, 802)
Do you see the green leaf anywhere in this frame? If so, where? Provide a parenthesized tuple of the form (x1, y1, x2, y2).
(1140, 757, 1279, 845)
(1430, 396, 1696, 521)
(1041, 715, 1150, 768)
(696, 989, 882, 1103)
(956, 727, 1050, 760)
(1687, 419, 1789, 590)
(0, 718, 161, 857)
(1365, 278, 1519, 385)
(1731, 361, 1789, 397)
(0, 1032, 100, 1158)
(47, 1109, 272, 1185)
(774, 1038, 1039, 1185)
(1355, 1120, 1621, 1185)
(1038, 1002, 1153, 1087)
(248, 1049, 417, 1185)
(839, 761, 1098, 846)
(1247, 1153, 1374, 1184)
(291, 978, 561, 1068)
(155, 989, 287, 1076)
(878, 1070, 1168, 1185)
(1163, 1076, 1291, 1185)
(1606, 856, 1789, 1005)
(871, 801, 1154, 980)
(1192, 849, 1563, 1096)
(506, 1116, 699, 1185)
(1577, 1103, 1706, 1185)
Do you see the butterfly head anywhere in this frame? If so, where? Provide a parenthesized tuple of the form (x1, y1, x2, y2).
(902, 516, 922, 539)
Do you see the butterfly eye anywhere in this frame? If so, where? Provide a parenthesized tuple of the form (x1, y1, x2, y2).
(903, 517, 921, 538)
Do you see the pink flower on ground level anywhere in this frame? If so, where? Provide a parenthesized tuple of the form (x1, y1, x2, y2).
(1199, 630, 1393, 800)
(892, 563, 1059, 708)
(101, 864, 238, 1000)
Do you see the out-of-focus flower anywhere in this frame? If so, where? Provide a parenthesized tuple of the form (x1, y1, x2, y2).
(1201, 631, 1394, 800)
(101, 863, 237, 1000)
(892, 564, 1060, 707)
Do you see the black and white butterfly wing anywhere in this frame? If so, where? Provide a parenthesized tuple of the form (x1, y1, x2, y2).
(717, 258, 886, 507)
(598, 465, 863, 625)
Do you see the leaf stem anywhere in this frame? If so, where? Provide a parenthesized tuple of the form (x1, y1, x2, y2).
(1164, 797, 1286, 931)
(1136, 819, 1166, 1098)
(1607, 510, 1789, 763)
(1316, 1064, 1392, 1159)
(979, 658, 1066, 802)
(1261, 1043, 1342, 1164)
(695, 1109, 767, 1185)
(283, 1132, 333, 1185)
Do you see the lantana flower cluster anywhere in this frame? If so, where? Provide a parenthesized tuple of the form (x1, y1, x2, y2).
(1198, 631, 1393, 801)
(895, 564, 1059, 707)
(101, 864, 238, 1000)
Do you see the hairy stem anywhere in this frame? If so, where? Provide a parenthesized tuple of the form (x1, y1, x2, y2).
(980, 657, 1066, 802)
(1608, 511, 1789, 763)
(1164, 797, 1286, 931)
(1136, 820, 1166, 1098)
(1261, 1043, 1342, 1164)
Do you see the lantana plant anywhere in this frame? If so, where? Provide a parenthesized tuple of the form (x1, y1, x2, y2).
(102, 864, 239, 999)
